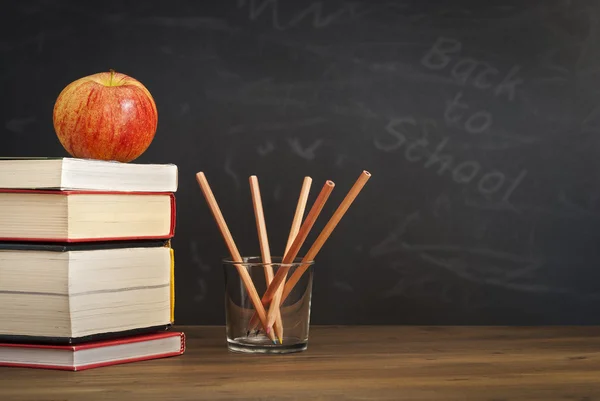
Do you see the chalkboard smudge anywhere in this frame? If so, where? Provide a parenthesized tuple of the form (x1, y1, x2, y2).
(257, 141, 275, 156)
(135, 16, 237, 32)
(194, 279, 208, 303)
(190, 241, 212, 273)
(405, 242, 539, 265)
(5, 117, 36, 133)
(287, 138, 323, 160)
(333, 281, 354, 292)
(224, 153, 241, 190)
(558, 192, 600, 218)
(228, 117, 327, 134)
(432, 193, 451, 217)
(179, 103, 190, 115)
(370, 211, 420, 258)
(273, 185, 282, 201)
(418, 252, 592, 299)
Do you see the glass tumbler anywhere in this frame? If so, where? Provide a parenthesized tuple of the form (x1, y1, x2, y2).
(223, 256, 314, 354)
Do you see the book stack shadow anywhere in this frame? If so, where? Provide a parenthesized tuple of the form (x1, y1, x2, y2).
(0, 157, 185, 371)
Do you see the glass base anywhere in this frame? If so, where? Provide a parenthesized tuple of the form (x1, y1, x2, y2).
(227, 335, 308, 354)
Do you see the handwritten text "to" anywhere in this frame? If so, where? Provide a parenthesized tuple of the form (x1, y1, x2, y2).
(375, 117, 527, 202)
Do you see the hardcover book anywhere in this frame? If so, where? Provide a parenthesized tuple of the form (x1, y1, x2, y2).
(0, 331, 185, 371)
(0, 157, 178, 192)
(0, 189, 176, 242)
(0, 240, 175, 344)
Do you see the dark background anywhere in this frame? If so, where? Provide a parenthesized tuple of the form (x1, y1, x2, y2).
(3, 0, 600, 325)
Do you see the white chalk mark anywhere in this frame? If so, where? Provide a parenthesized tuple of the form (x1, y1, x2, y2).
(193, 279, 208, 303)
(240, 0, 361, 30)
(287, 138, 323, 160)
(352, 101, 379, 119)
(333, 281, 354, 292)
(432, 193, 451, 217)
(224, 153, 240, 190)
(135, 16, 237, 32)
(228, 118, 327, 135)
(257, 141, 275, 156)
(273, 185, 282, 201)
(190, 241, 212, 273)
(335, 154, 346, 167)
(582, 104, 600, 128)
(282, 84, 293, 113)
(463, 197, 521, 213)
(216, 70, 241, 81)
(558, 191, 600, 218)
(370, 211, 421, 257)
(418, 253, 576, 297)
(179, 103, 190, 115)
(5, 116, 36, 133)
(405, 242, 538, 265)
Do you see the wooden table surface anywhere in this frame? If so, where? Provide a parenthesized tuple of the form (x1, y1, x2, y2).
(2, 325, 600, 400)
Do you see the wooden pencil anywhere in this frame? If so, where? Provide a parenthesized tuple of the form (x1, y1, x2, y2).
(268, 170, 372, 326)
(195, 172, 276, 343)
(246, 179, 334, 332)
(247, 176, 312, 334)
(248, 175, 284, 343)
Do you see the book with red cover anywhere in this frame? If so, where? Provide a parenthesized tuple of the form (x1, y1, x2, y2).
(0, 331, 185, 371)
(0, 189, 176, 242)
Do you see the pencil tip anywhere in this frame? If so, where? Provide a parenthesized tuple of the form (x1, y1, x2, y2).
(246, 330, 250, 336)
(266, 327, 271, 335)
(278, 336, 283, 344)
(273, 340, 278, 344)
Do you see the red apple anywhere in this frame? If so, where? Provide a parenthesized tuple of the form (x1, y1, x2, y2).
(53, 70, 158, 163)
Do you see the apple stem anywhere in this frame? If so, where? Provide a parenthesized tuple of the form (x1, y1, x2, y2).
(109, 69, 115, 86)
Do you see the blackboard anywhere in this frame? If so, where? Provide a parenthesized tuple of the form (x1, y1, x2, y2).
(3, 0, 600, 325)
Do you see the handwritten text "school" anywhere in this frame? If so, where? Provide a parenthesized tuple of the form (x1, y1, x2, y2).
(375, 117, 527, 202)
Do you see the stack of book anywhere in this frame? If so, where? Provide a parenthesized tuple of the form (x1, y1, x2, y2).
(0, 157, 185, 371)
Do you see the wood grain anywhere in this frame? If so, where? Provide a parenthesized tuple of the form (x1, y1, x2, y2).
(2, 326, 600, 400)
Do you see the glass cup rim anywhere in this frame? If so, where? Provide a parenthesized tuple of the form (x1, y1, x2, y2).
(222, 256, 315, 268)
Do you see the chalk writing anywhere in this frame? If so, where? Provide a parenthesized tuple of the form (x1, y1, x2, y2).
(383, 261, 487, 309)
(287, 138, 323, 160)
(444, 91, 493, 134)
(374, 117, 527, 201)
(421, 37, 524, 102)
(135, 16, 236, 32)
(417, 253, 583, 297)
(257, 140, 275, 156)
(238, 0, 361, 30)
(370, 211, 421, 258)
(405, 243, 539, 265)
